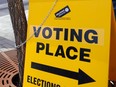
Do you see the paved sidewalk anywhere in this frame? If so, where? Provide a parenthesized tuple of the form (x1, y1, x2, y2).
(0, 10, 28, 52)
(0, 0, 28, 52)
(0, 0, 28, 16)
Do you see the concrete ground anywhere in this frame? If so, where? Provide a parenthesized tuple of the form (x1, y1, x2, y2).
(0, 0, 28, 52)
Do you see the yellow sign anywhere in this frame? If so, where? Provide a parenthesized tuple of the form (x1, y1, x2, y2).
(23, 0, 112, 87)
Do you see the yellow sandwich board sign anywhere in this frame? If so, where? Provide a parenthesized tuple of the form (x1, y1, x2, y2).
(23, 0, 112, 87)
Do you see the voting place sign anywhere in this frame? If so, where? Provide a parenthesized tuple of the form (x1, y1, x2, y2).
(23, 0, 111, 87)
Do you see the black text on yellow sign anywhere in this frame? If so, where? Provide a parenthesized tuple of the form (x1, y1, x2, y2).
(34, 26, 98, 62)
(23, 0, 111, 87)
(25, 26, 102, 86)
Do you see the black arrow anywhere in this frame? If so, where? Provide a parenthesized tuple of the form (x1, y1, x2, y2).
(31, 62, 95, 85)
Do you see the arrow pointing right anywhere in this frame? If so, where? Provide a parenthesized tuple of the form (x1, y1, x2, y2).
(78, 69, 95, 84)
(31, 62, 95, 85)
